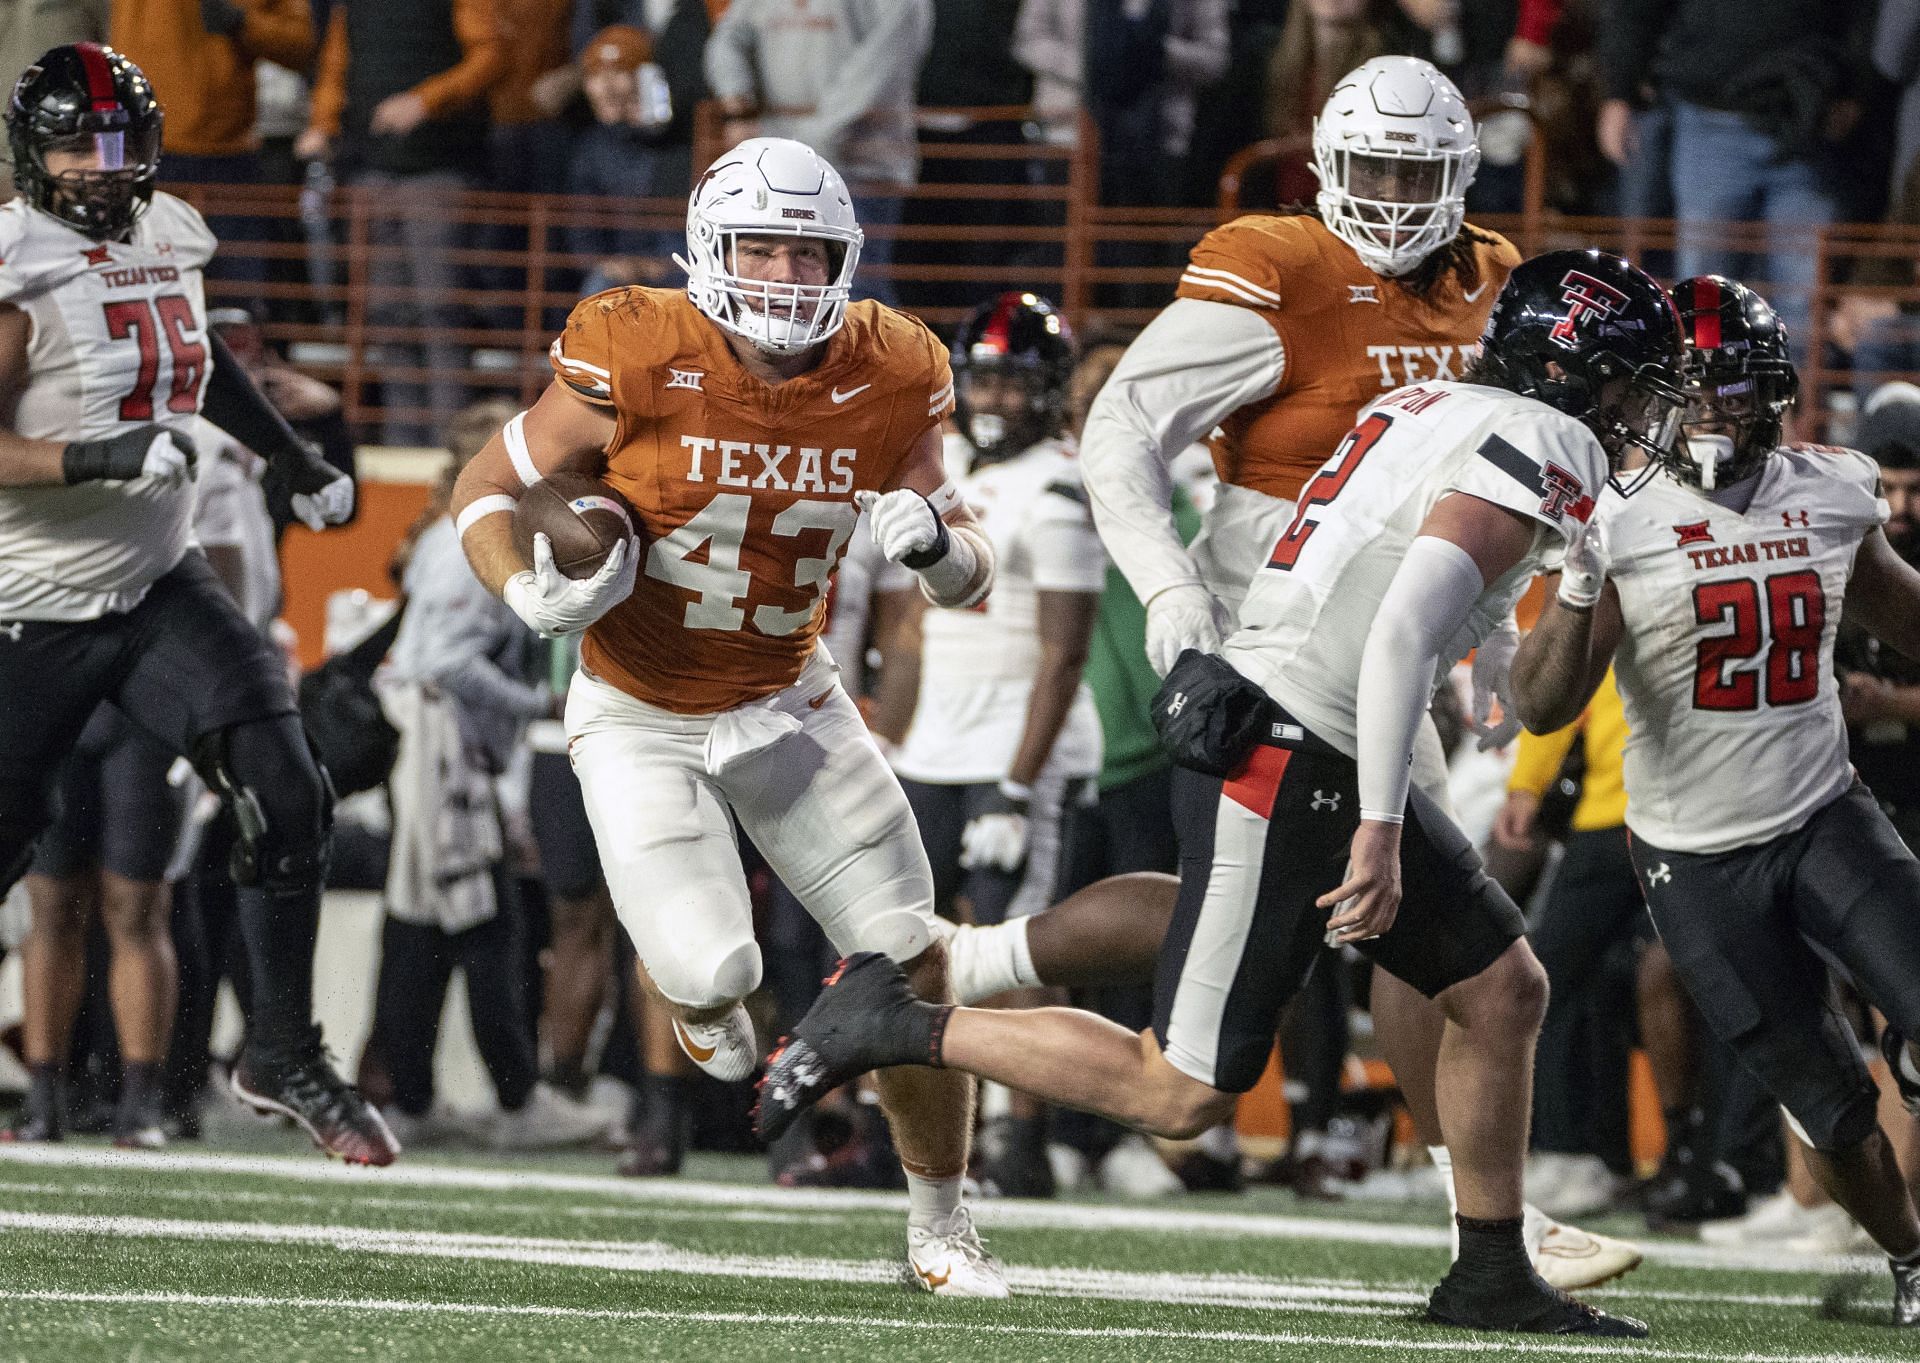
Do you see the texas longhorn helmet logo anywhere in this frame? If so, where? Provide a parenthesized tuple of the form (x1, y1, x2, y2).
(1550, 270, 1630, 348)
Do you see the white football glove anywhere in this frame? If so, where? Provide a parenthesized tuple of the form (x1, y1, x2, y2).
(1469, 617, 1523, 751)
(290, 468, 356, 531)
(502, 532, 637, 638)
(959, 781, 1031, 873)
(1557, 514, 1612, 610)
(1143, 582, 1233, 677)
(854, 488, 947, 567)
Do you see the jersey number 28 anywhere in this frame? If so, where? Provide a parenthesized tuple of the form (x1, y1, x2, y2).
(1692, 570, 1824, 711)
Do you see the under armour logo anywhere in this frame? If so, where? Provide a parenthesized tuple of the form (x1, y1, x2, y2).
(1550, 270, 1629, 347)
(666, 368, 705, 391)
(1648, 862, 1671, 886)
(1164, 692, 1188, 718)
(0, 622, 20, 642)
(1783, 509, 1809, 528)
(1348, 285, 1380, 304)
(1311, 790, 1342, 812)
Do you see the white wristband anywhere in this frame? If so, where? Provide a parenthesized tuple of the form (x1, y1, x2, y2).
(456, 494, 517, 540)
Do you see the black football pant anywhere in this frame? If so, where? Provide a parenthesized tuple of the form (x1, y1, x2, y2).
(0, 553, 329, 1053)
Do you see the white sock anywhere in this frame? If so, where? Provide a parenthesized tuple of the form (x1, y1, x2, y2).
(1197, 1122, 1240, 1161)
(1430, 1145, 1461, 1260)
(907, 1170, 964, 1229)
(948, 919, 1040, 1004)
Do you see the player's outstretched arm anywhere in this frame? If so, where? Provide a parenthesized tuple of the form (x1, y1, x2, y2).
(1510, 517, 1624, 734)
(1843, 526, 1920, 665)
(450, 378, 618, 596)
(858, 424, 995, 608)
(203, 329, 354, 529)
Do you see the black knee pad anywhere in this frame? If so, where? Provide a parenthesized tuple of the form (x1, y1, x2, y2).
(193, 716, 333, 891)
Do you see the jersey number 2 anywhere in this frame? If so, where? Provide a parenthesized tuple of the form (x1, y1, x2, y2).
(1267, 412, 1393, 571)
(1692, 570, 1824, 711)
(103, 296, 205, 422)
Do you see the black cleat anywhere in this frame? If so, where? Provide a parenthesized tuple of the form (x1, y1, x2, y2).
(1896, 1259, 1920, 1327)
(1882, 1028, 1920, 1117)
(1427, 1265, 1649, 1338)
(231, 1027, 400, 1167)
(753, 953, 941, 1142)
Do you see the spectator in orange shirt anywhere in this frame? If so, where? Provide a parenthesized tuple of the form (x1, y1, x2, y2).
(297, 0, 504, 443)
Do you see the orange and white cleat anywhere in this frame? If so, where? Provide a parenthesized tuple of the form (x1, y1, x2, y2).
(671, 1004, 757, 1082)
(906, 1206, 1010, 1299)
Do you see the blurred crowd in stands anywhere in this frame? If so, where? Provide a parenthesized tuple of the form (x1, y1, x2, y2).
(8, 0, 1920, 1257)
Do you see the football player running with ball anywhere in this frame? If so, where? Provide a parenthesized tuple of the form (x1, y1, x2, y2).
(939, 54, 1637, 1289)
(0, 46, 379, 1163)
(759, 249, 1688, 1339)
(452, 138, 1005, 1297)
(1511, 276, 1920, 1328)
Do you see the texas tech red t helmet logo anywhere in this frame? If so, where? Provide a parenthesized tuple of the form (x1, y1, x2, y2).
(1551, 271, 1631, 347)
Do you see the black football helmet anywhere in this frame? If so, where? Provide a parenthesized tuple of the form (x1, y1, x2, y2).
(952, 292, 1076, 462)
(1477, 249, 1688, 489)
(1662, 275, 1798, 491)
(6, 44, 163, 241)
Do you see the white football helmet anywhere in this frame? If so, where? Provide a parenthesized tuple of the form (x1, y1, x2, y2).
(1312, 56, 1480, 278)
(676, 137, 864, 355)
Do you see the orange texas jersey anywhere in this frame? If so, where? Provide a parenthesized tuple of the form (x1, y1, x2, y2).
(1175, 213, 1520, 502)
(549, 287, 955, 715)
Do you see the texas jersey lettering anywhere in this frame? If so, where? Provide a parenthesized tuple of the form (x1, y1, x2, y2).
(1601, 445, 1889, 853)
(1225, 381, 1606, 753)
(551, 286, 955, 713)
(0, 191, 216, 619)
(1175, 213, 1520, 503)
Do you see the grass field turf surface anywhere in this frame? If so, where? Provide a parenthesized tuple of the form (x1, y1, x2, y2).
(0, 1142, 1910, 1361)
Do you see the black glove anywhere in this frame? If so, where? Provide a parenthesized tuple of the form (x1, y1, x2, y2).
(262, 437, 356, 530)
(62, 425, 197, 484)
(201, 0, 247, 36)
(1150, 648, 1280, 778)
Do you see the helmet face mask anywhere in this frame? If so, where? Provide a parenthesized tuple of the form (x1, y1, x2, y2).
(677, 137, 863, 356)
(1659, 275, 1799, 492)
(951, 292, 1075, 463)
(6, 45, 162, 241)
(1474, 249, 1689, 494)
(1312, 57, 1479, 278)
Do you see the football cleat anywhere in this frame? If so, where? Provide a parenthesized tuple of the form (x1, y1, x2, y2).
(0, 1111, 61, 1144)
(754, 953, 942, 1141)
(231, 1027, 400, 1167)
(1525, 1204, 1643, 1291)
(907, 1206, 1010, 1299)
(1895, 1257, 1920, 1327)
(671, 1005, 757, 1083)
(1882, 1027, 1920, 1117)
(1427, 1265, 1648, 1338)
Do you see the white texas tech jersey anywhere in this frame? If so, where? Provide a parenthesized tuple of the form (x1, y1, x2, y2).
(1225, 381, 1606, 753)
(892, 438, 1107, 784)
(0, 192, 217, 619)
(1603, 446, 1888, 853)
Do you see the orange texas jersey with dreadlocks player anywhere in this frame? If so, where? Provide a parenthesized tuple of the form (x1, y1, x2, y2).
(1175, 213, 1520, 501)
(550, 286, 956, 715)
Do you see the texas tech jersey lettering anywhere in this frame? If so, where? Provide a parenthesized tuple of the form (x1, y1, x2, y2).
(1601, 446, 1889, 853)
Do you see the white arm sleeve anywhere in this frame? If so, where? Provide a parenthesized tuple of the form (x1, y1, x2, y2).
(1079, 298, 1285, 604)
(1354, 536, 1487, 823)
(1029, 503, 1108, 593)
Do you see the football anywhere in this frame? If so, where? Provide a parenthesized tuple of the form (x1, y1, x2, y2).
(511, 472, 638, 579)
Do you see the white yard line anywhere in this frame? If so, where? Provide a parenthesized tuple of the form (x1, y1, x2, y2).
(0, 1143, 1879, 1277)
(0, 1287, 1898, 1363)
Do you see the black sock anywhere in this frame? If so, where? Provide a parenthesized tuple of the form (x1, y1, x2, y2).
(641, 1071, 693, 1121)
(547, 1060, 590, 1099)
(896, 1001, 950, 1069)
(119, 1061, 162, 1116)
(238, 884, 320, 1052)
(1452, 1214, 1533, 1281)
(27, 1063, 64, 1128)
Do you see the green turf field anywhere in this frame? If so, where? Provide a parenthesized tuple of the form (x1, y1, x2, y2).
(0, 1139, 1910, 1362)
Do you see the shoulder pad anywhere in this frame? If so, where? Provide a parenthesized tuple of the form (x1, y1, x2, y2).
(144, 193, 217, 271)
(863, 303, 954, 423)
(550, 287, 658, 404)
(1176, 215, 1327, 311)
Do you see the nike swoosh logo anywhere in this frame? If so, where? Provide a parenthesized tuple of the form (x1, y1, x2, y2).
(807, 690, 832, 710)
(831, 384, 872, 404)
(672, 1018, 717, 1064)
(1464, 283, 1489, 303)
